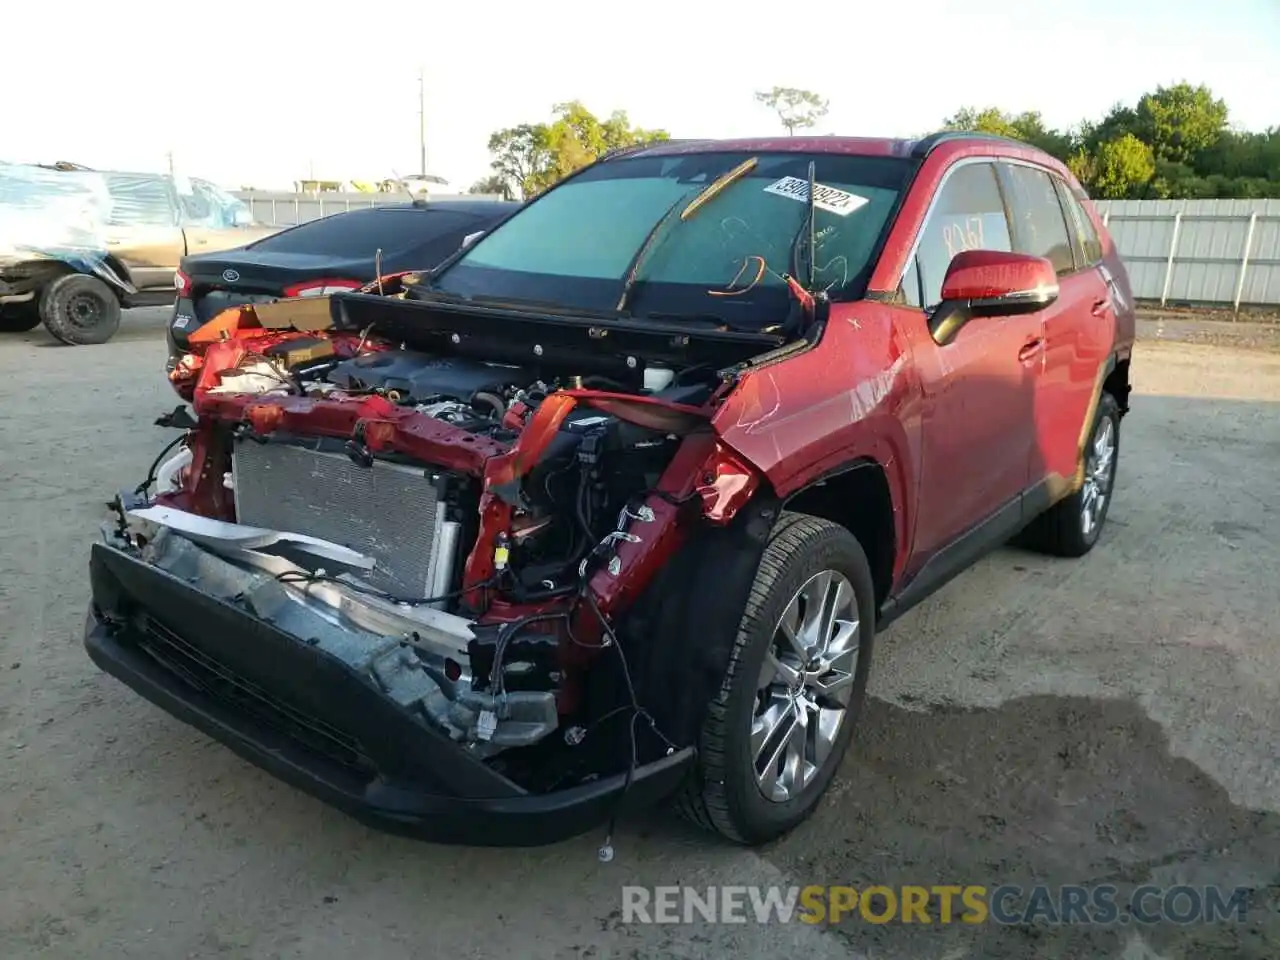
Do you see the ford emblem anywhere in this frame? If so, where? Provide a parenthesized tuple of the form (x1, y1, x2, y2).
(222, 269, 240, 283)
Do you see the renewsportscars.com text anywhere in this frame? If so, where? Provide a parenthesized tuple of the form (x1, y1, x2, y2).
(621, 884, 1250, 926)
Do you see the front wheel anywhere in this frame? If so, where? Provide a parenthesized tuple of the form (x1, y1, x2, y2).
(677, 513, 876, 844)
(40, 273, 122, 345)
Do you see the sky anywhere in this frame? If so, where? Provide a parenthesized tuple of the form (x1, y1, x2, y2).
(4, 0, 1277, 191)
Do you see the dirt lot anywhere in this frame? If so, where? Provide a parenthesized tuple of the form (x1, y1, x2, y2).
(1, 309, 1278, 960)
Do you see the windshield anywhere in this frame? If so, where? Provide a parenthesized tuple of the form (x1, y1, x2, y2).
(430, 151, 911, 326)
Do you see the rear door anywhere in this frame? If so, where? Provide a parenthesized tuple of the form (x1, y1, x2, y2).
(101, 174, 185, 290)
(997, 162, 1113, 496)
(902, 160, 1045, 560)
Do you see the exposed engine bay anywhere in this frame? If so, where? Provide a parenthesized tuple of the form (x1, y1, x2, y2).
(112, 291, 780, 798)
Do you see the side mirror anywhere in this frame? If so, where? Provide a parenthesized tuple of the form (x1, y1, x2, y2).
(232, 208, 254, 227)
(930, 250, 1058, 345)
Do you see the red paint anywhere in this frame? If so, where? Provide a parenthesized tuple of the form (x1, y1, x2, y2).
(166, 134, 1136, 706)
(939, 250, 1057, 302)
(696, 443, 761, 525)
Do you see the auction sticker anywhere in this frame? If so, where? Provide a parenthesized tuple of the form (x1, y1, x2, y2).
(763, 177, 869, 216)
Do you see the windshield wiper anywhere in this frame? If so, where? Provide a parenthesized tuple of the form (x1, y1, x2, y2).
(790, 160, 818, 291)
(615, 157, 759, 315)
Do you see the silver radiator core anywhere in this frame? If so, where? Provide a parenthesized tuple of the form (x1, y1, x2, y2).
(231, 440, 454, 601)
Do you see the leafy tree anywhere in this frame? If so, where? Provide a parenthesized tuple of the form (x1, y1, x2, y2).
(754, 87, 829, 136)
(541, 101, 669, 187)
(942, 83, 1275, 199)
(484, 104, 669, 199)
(1132, 82, 1229, 166)
(485, 123, 552, 201)
(469, 174, 512, 199)
(942, 107, 1076, 162)
(1074, 134, 1156, 199)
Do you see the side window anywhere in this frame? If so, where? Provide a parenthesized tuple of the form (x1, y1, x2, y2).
(1001, 164, 1075, 276)
(103, 175, 178, 228)
(1061, 186, 1104, 265)
(904, 162, 1012, 308)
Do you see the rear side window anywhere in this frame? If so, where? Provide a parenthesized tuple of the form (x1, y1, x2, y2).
(1001, 165, 1075, 276)
(249, 208, 479, 257)
(103, 174, 177, 227)
(902, 162, 1012, 308)
(1060, 187, 1104, 265)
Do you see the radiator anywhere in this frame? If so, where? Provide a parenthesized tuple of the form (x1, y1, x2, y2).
(231, 439, 448, 600)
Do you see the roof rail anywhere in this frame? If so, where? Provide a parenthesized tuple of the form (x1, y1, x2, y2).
(911, 130, 1029, 159)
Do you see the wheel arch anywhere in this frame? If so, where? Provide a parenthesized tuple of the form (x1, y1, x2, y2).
(782, 459, 896, 613)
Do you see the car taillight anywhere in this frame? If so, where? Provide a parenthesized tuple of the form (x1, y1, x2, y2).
(174, 269, 192, 298)
(283, 279, 363, 298)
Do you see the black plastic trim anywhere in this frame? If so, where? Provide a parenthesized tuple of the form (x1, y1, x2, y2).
(84, 543, 695, 846)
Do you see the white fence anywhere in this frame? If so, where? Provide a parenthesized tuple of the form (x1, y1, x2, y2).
(1093, 199, 1280, 310)
(233, 192, 1280, 310)
(232, 190, 500, 228)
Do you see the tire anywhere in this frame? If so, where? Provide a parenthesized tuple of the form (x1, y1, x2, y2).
(676, 512, 876, 844)
(0, 301, 42, 333)
(1021, 392, 1121, 557)
(39, 273, 121, 345)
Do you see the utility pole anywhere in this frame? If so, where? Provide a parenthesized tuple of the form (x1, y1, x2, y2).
(166, 150, 175, 178)
(418, 69, 427, 177)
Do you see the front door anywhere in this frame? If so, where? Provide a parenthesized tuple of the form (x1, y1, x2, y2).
(903, 160, 1045, 563)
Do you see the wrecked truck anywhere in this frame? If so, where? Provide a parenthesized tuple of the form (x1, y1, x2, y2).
(0, 162, 274, 343)
(84, 134, 1134, 847)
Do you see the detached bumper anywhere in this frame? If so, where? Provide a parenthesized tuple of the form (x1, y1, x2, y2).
(84, 542, 693, 846)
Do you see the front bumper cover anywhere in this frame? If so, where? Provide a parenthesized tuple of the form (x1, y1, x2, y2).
(84, 541, 693, 846)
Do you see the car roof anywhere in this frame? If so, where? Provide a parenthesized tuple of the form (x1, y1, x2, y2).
(397, 199, 521, 217)
(616, 132, 1060, 166)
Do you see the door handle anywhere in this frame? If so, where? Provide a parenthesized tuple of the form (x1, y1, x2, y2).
(1091, 298, 1110, 317)
(1018, 337, 1044, 362)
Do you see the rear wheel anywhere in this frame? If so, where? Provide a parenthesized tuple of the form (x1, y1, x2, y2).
(677, 513, 875, 844)
(40, 273, 121, 345)
(0, 301, 42, 332)
(1022, 392, 1121, 557)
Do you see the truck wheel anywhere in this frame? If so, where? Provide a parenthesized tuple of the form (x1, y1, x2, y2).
(0, 301, 42, 332)
(40, 274, 121, 345)
(1021, 392, 1121, 557)
(677, 513, 876, 844)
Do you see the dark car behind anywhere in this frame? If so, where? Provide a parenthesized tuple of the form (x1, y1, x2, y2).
(167, 199, 519, 361)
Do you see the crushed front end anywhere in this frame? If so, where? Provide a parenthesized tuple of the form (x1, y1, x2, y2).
(86, 291, 780, 845)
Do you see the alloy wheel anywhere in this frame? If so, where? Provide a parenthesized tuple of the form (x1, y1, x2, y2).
(751, 569, 860, 803)
(1081, 416, 1116, 538)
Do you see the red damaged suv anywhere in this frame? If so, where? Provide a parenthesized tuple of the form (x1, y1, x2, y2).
(85, 132, 1134, 847)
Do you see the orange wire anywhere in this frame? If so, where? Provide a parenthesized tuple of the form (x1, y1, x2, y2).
(708, 255, 767, 297)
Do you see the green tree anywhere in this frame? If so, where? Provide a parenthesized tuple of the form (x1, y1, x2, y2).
(469, 174, 512, 199)
(485, 104, 669, 199)
(485, 123, 552, 200)
(1076, 134, 1156, 199)
(942, 107, 1076, 162)
(1131, 82, 1229, 166)
(541, 101, 669, 186)
(754, 87, 829, 135)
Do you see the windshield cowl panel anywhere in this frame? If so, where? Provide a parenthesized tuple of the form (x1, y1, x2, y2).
(431, 151, 912, 333)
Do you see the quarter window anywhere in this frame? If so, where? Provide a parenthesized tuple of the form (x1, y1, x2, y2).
(1001, 164, 1075, 276)
(902, 162, 1012, 308)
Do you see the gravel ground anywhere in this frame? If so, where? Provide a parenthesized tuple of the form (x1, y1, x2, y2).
(1, 309, 1278, 960)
